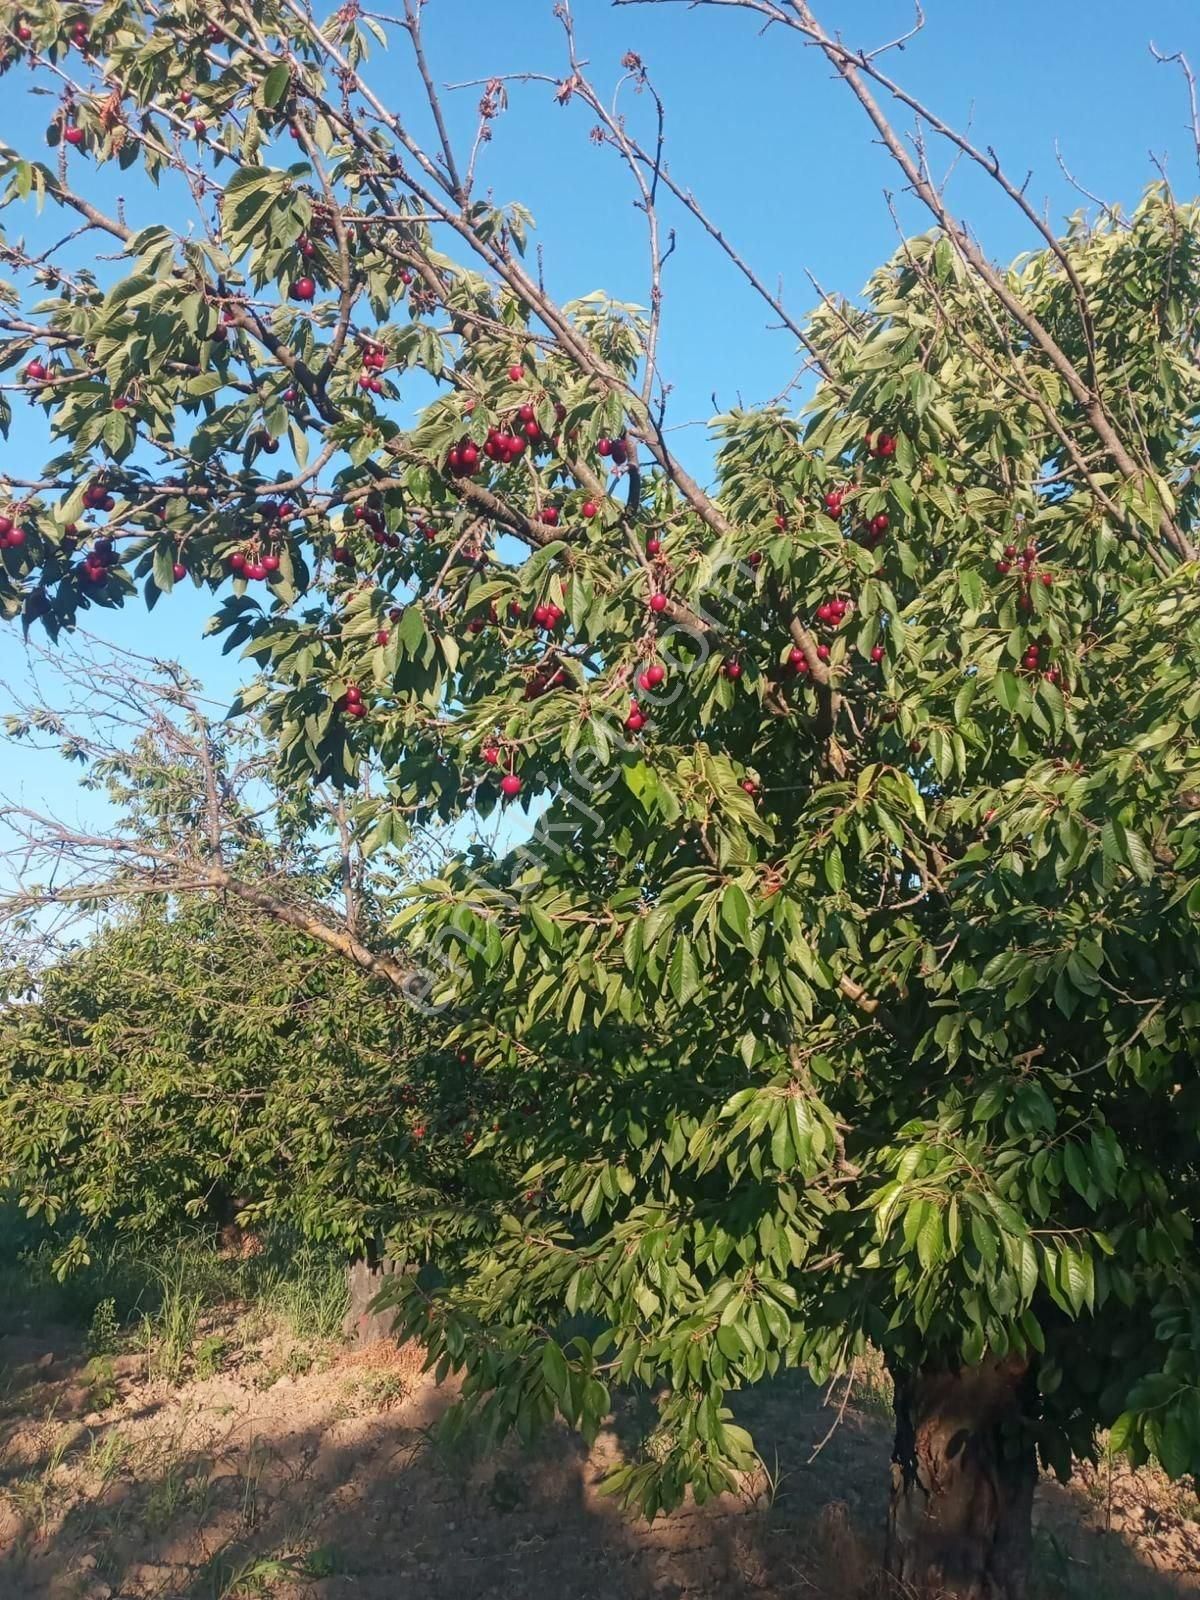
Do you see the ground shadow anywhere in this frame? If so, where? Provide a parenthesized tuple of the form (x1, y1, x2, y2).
(2, 1328, 1198, 1599)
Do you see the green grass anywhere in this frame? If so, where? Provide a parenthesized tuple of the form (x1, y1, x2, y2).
(0, 1199, 350, 1363)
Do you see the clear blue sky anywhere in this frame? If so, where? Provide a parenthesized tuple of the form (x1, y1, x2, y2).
(1, 0, 1196, 827)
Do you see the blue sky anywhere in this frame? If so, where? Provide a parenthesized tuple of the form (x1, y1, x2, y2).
(1, 0, 1196, 830)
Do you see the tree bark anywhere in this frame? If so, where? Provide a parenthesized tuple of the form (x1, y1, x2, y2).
(343, 1249, 411, 1345)
(885, 1355, 1037, 1600)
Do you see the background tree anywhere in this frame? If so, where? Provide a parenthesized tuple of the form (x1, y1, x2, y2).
(0, 646, 506, 1276)
(0, 4, 1198, 1595)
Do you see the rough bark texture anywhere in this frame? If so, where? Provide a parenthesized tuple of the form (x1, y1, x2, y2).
(343, 1252, 410, 1345)
(885, 1355, 1037, 1600)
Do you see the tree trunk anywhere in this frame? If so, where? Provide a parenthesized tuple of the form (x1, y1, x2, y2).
(885, 1354, 1036, 1600)
(343, 1249, 411, 1345)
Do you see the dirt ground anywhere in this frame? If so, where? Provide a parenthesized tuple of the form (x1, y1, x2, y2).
(2, 1308, 1199, 1600)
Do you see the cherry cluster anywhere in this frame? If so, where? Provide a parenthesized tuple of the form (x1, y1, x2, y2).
(82, 480, 116, 513)
(337, 681, 367, 720)
(358, 344, 388, 394)
(79, 535, 118, 586)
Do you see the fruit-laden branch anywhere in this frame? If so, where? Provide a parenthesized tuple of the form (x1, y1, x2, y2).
(261, 0, 840, 693)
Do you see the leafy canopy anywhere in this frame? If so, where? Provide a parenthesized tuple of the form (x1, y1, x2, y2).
(0, 0, 1198, 1512)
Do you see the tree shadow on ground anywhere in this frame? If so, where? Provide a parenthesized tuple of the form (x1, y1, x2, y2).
(1, 1331, 1197, 1600)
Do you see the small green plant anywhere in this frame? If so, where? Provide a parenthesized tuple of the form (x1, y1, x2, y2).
(83, 1355, 119, 1410)
(301, 1544, 343, 1578)
(86, 1296, 120, 1356)
(147, 1264, 202, 1383)
(196, 1333, 228, 1380)
(283, 1345, 314, 1379)
(351, 1368, 410, 1413)
(84, 1427, 130, 1491)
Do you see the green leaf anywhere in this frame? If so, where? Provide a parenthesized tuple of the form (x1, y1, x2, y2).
(260, 63, 291, 109)
(719, 883, 751, 943)
(668, 936, 701, 1007)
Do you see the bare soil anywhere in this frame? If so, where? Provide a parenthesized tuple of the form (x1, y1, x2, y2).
(1, 1310, 1198, 1600)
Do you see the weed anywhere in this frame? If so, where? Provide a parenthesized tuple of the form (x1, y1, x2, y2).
(86, 1296, 121, 1357)
(146, 1264, 203, 1383)
(351, 1367, 410, 1412)
(283, 1345, 313, 1379)
(196, 1332, 228, 1380)
(238, 1436, 273, 1530)
(2, 1423, 75, 1537)
(82, 1356, 119, 1410)
(84, 1427, 130, 1491)
(144, 1458, 198, 1533)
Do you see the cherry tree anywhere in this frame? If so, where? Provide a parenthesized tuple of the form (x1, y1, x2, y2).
(1, 3, 1199, 1593)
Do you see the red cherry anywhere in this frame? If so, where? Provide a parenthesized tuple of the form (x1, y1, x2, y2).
(541, 505, 559, 526)
(344, 683, 362, 703)
(823, 491, 844, 515)
(637, 671, 653, 692)
(413, 1126, 425, 1139)
(597, 437, 612, 458)
(741, 779, 758, 795)
(625, 710, 647, 732)
(508, 364, 523, 382)
(723, 660, 742, 680)
(0, 517, 12, 538)
(1003, 543, 1017, 558)
(748, 551, 762, 568)
(482, 745, 500, 767)
(229, 552, 247, 573)
(518, 403, 535, 423)
(262, 553, 280, 572)
(333, 545, 352, 565)
(788, 646, 806, 669)
(245, 562, 267, 580)
(172, 562, 187, 580)
(645, 538, 662, 556)
(816, 644, 830, 662)
(25, 360, 47, 382)
(646, 663, 666, 687)
(112, 396, 129, 411)
(582, 501, 598, 519)
(869, 513, 889, 536)
(523, 419, 540, 440)
(290, 277, 316, 302)
(995, 560, 1011, 575)
(1040, 572, 1053, 587)
(17, 24, 33, 42)
(63, 126, 85, 147)
(500, 773, 522, 797)
(774, 515, 786, 531)
(5, 527, 27, 549)
(870, 645, 885, 663)
(649, 592, 668, 613)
